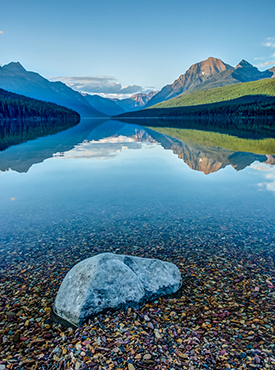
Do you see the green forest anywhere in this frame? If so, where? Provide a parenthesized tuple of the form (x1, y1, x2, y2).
(149, 79, 275, 109)
(0, 88, 80, 121)
(0, 88, 80, 150)
(118, 96, 275, 135)
(118, 79, 275, 135)
(148, 127, 275, 155)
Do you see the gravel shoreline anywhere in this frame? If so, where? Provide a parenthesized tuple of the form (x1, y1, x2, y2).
(1, 215, 275, 369)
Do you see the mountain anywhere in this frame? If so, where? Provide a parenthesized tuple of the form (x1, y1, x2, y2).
(145, 58, 274, 108)
(0, 62, 105, 117)
(270, 67, 275, 78)
(0, 87, 80, 121)
(115, 91, 158, 112)
(178, 60, 274, 95)
(118, 79, 275, 131)
(149, 78, 275, 109)
(145, 127, 275, 174)
(0, 119, 105, 172)
(0, 87, 80, 151)
(233, 60, 272, 81)
(82, 94, 125, 116)
(145, 57, 233, 107)
(2, 118, 274, 175)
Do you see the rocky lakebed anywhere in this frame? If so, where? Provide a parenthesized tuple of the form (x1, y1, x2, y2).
(0, 216, 275, 370)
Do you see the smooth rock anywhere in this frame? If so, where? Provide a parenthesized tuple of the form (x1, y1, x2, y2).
(52, 253, 182, 326)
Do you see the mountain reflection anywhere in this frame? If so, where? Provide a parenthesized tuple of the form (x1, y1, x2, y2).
(0, 119, 274, 174)
(145, 127, 275, 174)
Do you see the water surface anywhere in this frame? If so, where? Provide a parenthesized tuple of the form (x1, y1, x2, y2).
(0, 118, 275, 258)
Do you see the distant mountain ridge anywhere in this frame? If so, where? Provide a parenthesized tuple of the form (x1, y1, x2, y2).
(82, 94, 125, 116)
(79, 91, 158, 116)
(145, 57, 274, 108)
(1, 58, 274, 118)
(115, 91, 158, 112)
(0, 62, 105, 117)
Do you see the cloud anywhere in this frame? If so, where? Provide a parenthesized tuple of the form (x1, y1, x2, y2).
(0, 31, 3, 34)
(55, 136, 143, 160)
(49, 75, 143, 96)
(251, 162, 275, 193)
(263, 36, 275, 48)
(254, 38, 275, 68)
(255, 61, 275, 68)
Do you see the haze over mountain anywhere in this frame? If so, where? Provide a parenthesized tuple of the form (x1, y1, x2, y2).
(82, 94, 125, 116)
(145, 57, 274, 108)
(1, 58, 273, 119)
(0, 62, 105, 117)
(115, 91, 158, 111)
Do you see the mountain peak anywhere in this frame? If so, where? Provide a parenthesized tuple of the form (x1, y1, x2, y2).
(189, 56, 231, 70)
(144, 57, 233, 108)
(2, 61, 26, 72)
(235, 60, 254, 69)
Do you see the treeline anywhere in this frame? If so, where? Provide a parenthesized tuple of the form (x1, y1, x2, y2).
(117, 95, 275, 134)
(0, 88, 80, 121)
(0, 88, 81, 151)
(0, 119, 80, 151)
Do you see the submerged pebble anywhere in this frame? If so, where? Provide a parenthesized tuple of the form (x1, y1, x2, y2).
(0, 208, 275, 369)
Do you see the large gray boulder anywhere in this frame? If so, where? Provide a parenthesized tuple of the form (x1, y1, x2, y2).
(52, 253, 182, 327)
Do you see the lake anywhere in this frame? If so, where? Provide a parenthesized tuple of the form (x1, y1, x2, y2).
(1, 118, 275, 369)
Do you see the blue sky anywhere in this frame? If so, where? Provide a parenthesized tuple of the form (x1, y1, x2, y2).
(1, 0, 275, 98)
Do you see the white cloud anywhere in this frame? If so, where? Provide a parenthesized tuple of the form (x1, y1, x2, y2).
(0, 31, 3, 34)
(54, 136, 143, 160)
(255, 61, 275, 69)
(251, 162, 275, 193)
(49, 75, 143, 97)
(264, 37, 275, 48)
(254, 38, 275, 68)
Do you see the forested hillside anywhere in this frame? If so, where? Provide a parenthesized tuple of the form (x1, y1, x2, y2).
(0, 88, 80, 150)
(0, 88, 80, 120)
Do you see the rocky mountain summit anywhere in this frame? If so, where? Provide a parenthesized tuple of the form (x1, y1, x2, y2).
(115, 91, 158, 112)
(145, 57, 274, 108)
(145, 57, 232, 107)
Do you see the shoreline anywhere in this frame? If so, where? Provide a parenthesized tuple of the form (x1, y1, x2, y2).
(1, 218, 275, 369)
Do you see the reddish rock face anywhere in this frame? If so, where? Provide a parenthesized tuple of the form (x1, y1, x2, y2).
(145, 57, 233, 107)
(170, 57, 233, 97)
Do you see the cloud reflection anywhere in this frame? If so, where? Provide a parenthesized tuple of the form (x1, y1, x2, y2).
(251, 162, 275, 192)
(54, 136, 149, 160)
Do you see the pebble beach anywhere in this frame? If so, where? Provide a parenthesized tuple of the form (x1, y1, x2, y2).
(1, 210, 275, 370)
